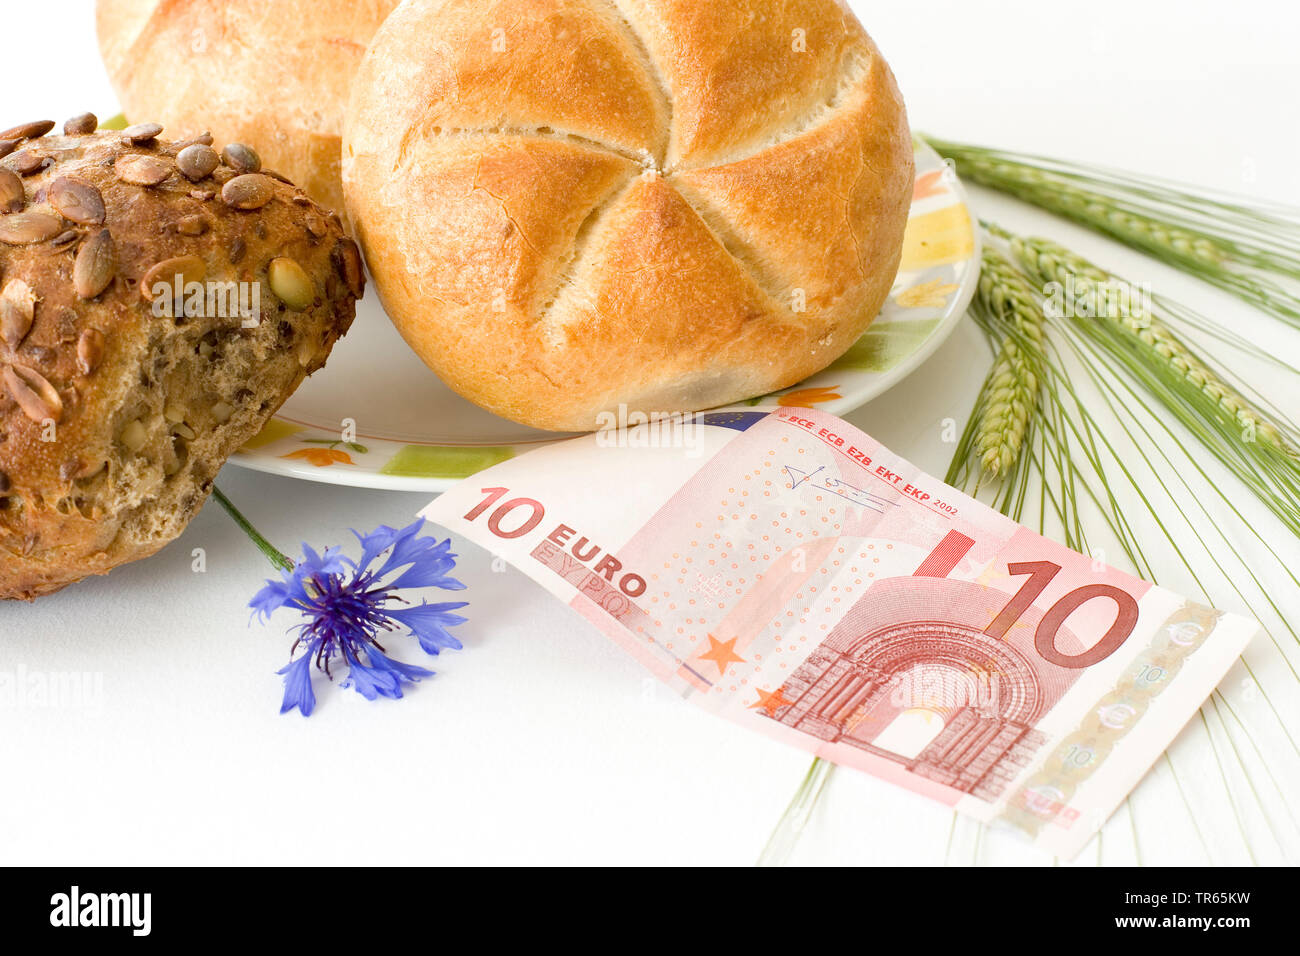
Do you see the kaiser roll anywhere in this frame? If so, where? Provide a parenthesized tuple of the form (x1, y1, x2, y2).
(0, 117, 363, 600)
(96, 0, 400, 212)
(344, 0, 913, 432)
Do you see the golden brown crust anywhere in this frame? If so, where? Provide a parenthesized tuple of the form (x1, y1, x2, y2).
(95, 0, 399, 212)
(344, 0, 913, 432)
(0, 121, 362, 600)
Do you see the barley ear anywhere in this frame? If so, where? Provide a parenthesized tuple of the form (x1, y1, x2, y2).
(971, 247, 1049, 479)
(1010, 234, 1299, 460)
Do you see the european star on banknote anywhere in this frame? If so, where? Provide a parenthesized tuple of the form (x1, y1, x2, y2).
(421, 407, 1255, 858)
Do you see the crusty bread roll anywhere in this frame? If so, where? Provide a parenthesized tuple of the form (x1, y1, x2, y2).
(344, 0, 913, 432)
(0, 117, 363, 600)
(96, 0, 399, 212)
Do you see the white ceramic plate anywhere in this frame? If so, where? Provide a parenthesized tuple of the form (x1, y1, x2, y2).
(229, 140, 980, 492)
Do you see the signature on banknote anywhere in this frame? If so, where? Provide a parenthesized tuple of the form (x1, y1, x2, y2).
(785, 465, 898, 514)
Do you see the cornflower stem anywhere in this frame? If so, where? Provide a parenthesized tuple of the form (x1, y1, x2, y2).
(212, 485, 295, 572)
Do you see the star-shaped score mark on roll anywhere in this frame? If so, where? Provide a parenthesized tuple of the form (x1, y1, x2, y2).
(749, 687, 793, 716)
(698, 634, 746, 676)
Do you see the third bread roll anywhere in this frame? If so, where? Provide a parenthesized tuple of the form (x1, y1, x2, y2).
(344, 0, 914, 432)
(96, 0, 399, 212)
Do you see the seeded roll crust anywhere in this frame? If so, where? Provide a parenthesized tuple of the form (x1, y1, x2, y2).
(96, 0, 400, 212)
(0, 118, 363, 601)
(344, 0, 913, 432)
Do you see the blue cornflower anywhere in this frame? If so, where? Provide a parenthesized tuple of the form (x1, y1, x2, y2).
(250, 518, 468, 716)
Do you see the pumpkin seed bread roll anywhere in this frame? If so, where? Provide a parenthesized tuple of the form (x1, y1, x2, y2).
(0, 118, 363, 600)
(96, 0, 400, 212)
(344, 0, 913, 432)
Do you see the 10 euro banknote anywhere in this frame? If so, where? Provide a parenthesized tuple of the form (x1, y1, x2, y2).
(421, 408, 1255, 858)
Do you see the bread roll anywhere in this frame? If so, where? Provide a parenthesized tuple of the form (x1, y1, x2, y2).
(0, 117, 363, 600)
(96, 0, 399, 212)
(344, 0, 913, 432)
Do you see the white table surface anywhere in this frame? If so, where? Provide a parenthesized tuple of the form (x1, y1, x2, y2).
(3, 0, 1298, 866)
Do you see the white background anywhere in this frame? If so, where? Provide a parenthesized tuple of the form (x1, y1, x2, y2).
(2, 0, 1298, 865)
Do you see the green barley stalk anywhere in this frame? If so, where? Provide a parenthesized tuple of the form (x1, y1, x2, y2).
(1013, 318, 1300, 865)
(1003, 228, 1300, 448)
(997, 228, 1300, 539)
(959, 289, 1300, 863)
(1043, 312, 1300, 855)
(924, 137, 1300, 326)
(1144, 287, 1300, 383)
(761, 232, 1300, 865)
(959, 243, 1300, 859)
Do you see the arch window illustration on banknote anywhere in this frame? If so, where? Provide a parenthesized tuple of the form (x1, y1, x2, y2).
(767, 574, 1064, 802)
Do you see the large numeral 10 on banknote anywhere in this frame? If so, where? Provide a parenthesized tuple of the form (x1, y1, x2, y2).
(422, 408, 1255, 858)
